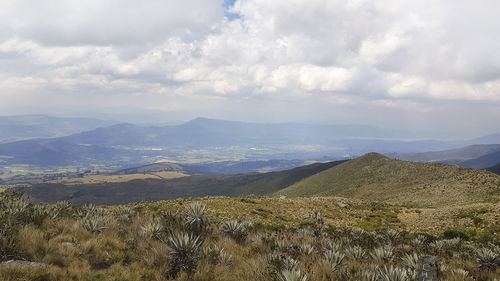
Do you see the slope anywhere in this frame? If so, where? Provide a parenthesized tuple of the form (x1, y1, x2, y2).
(457, 150, 500, 169)
(397, 144, 500, 163)
(278, 153, 500, 207)
(487, 163, 500, 175)
(21, 160, 346, 204)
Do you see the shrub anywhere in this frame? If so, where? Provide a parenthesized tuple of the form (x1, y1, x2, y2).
(220, 220, 253, 243)
(345, 245, 366, 259)
(378, 265, 409, 281)
(167, 232, 202, 278)
(443, 229, 469, 241)
(183, 203, 209, 236)
(265, 253, 298, 271)
(201, 245, 232, 265)
(370, 245, 394, 262)
(278, 269, 308, 281)
(475, 247, 499, 271)
(323, 249, 344, 270)
(138, 217, 163, 240)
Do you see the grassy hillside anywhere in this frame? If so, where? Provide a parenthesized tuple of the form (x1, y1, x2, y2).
(0, 192, 498, 281)
(278, 153, 500, 207)
(22, 161, 345, 205)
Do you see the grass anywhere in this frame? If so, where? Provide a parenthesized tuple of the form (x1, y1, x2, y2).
(0, 190, 498, 281)
(48, 172, 186, 185)
(278, 153, 500, 207)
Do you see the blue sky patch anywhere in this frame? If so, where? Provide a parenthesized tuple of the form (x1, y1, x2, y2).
(223, 0, 240, 21)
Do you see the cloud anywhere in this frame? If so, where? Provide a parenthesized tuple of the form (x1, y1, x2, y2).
(0, 0, 499, 135)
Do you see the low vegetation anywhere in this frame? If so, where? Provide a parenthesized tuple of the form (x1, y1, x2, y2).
(279, 153, 500, 207)
(0, 191, 498, 280)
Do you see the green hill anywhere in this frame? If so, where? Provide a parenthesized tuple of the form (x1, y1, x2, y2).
(277, 153, 500, 207)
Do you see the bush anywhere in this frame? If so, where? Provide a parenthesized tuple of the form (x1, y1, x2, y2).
(443, 229, 469, 241)
(220, 220, 253, 243)
(167, 232, 202, 278)
(183, 203, 209, 236)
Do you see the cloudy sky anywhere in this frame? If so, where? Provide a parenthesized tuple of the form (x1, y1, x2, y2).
(1, 0, 499, 137)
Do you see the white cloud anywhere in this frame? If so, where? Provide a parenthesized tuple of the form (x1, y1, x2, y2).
(0, 0, 499, 135)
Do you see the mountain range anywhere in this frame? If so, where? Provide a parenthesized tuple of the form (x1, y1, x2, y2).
(0, 115, 116, 142)
(20, 153, 500, 206)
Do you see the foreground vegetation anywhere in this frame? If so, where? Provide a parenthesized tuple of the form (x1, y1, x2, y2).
(0, 191, 499, 281)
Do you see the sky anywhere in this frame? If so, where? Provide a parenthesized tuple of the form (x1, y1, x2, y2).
(0, 0, 499, 137)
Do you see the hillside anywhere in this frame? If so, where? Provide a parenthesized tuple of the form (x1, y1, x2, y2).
(458, 150, 500, 169)
(278, 153, 500, 207)
(487, 163, 500, 175)
(116, 159, 308, 175)
(397, 144, 500, 163)
(22, 160, 346, 204)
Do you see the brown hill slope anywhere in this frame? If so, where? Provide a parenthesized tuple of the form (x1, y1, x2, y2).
(277, 153, 500, 207)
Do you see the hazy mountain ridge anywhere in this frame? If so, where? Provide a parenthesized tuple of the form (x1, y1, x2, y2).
(397, 144, 500, 162)
(0, 115, 116, 142)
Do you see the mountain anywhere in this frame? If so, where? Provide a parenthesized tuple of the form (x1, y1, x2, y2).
(2, 117, 496, 168)
(466, 133, 500, 145)
(457, 150, 500, 169)
(277, 153, 500, 207)
(397, 144, 500, 163)
(61, 117, 396, 148)
(487, 163, 500, 175)
(0, 115, 116, 142)
(0, 138, 137, 166)
(21, 160, 346, 204)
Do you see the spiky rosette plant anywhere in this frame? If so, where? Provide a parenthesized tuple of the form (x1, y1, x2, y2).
(324, 249, 344, 270)
(265, 253, 298, 271)
(139, 217, 163, 240)
(345, 245, 366, 259)
(201, 245, 232, 265)
(370, 245, 394, 262)
(167, 232, 202, 278)
(378, 265, 409, 281)
(278, 270, 308, 281)
(475, 247, 499, 271)
(183, 203, 209, 236)
(220, 220, 252, 243)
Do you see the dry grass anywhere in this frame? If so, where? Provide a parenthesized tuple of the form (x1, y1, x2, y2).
(278, 153, 500, 207)
(0, 191, 498, 280)
(48, 172, 186, 185)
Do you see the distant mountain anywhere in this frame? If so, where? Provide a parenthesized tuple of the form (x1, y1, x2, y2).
(466, 133, 500, 145)
(61, 117, 397, 148)
(22, 160, 346, 204)
(277, 153, 500, 207)
(0, 138, 138, 166)
(1, 117, 496, 167)
(458, 150, 500, 169)
(487, 163, 500, 175)
(397, 144, 500, 163)
(0, 115, 116, 142)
